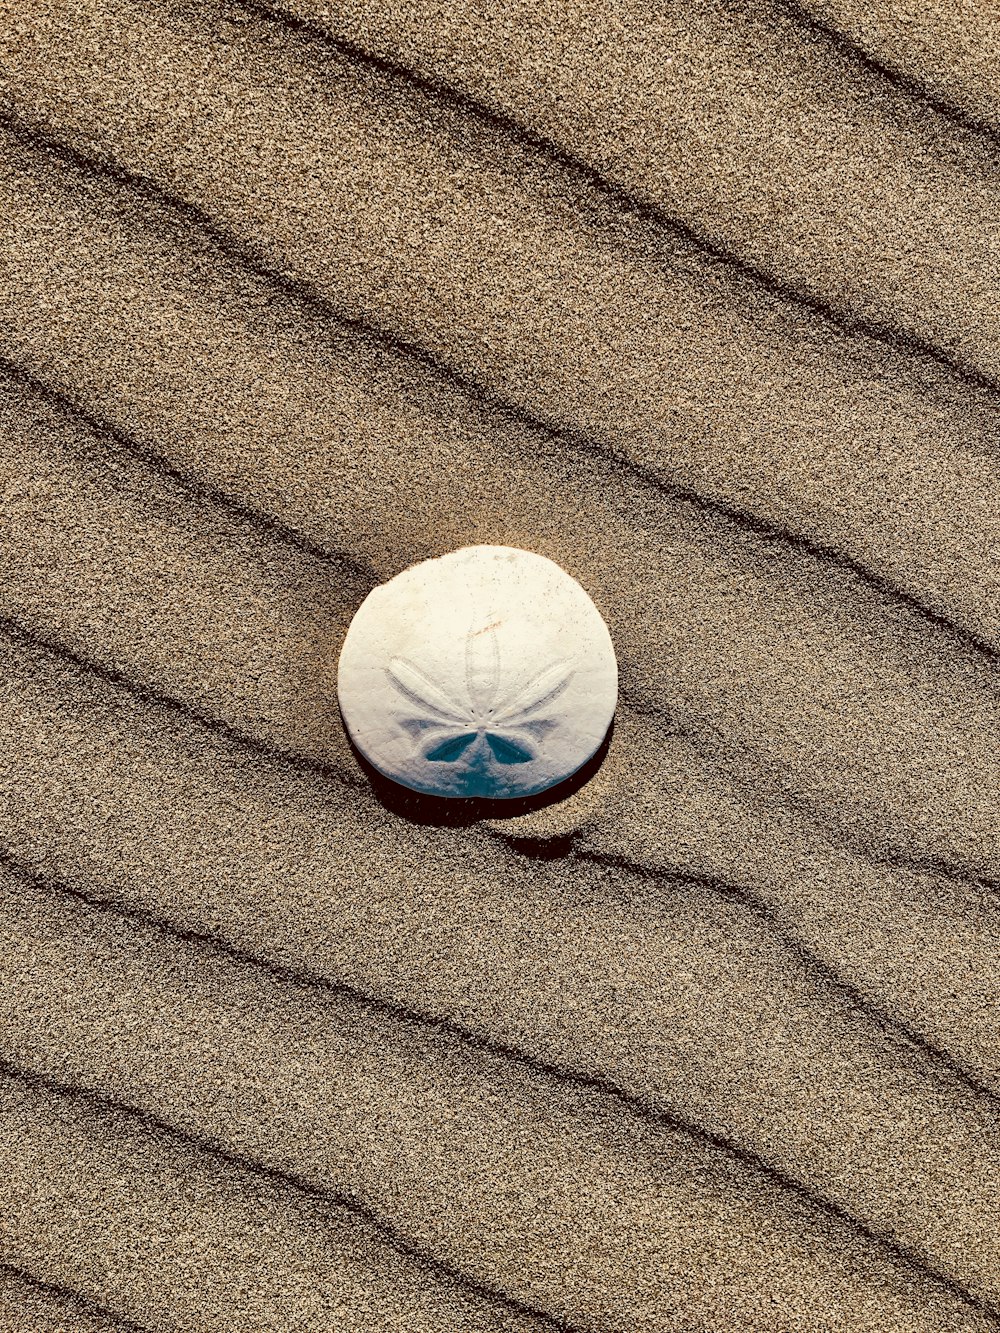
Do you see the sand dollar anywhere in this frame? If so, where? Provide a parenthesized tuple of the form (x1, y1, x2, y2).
(337, 545, 618, 799)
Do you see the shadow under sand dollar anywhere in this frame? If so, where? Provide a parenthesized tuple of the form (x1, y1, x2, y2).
(345, 715, 616, 831)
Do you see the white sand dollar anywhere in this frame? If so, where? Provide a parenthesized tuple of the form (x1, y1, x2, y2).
(338, 546, 617, 799)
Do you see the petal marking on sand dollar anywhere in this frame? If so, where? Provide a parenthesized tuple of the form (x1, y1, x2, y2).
(386, 638, 573, 768)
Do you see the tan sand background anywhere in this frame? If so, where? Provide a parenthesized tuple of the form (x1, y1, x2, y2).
(0, 0, 999, 1328)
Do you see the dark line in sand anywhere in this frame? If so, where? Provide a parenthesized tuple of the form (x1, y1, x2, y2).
(877, 846, 1000, 895)
(778, 0, 1000, 149)
(237, 0, 1000, 395)
(0, 1055, 577, 1333)
(0, 612, 368, 795)
(574, 844, 1000, 1108)
(1, 634, 999, 1320)
(0, 356, 376, 590)
(674, 721, 1000, 901)
(0, 1261, 155, 1333)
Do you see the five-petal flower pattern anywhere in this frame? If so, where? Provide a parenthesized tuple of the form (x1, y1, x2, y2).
(386, 617, 573, 767)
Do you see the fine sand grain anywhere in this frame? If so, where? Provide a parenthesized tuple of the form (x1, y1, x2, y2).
(1, 0, 998, 1329)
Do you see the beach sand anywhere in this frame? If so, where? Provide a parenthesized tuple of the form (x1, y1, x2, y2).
(0, 1, 998, 1328)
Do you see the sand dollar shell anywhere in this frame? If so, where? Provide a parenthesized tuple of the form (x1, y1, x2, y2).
(337, 546, 618, 799)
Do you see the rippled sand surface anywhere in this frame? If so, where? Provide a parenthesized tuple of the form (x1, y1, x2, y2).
(1, 2, 999, 1329)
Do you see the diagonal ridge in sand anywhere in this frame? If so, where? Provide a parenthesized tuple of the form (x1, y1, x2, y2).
(781, 0, 1000, 144)
(0, 1261, 155, 1333)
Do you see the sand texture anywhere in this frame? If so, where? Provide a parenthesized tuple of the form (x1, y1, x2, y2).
(0, 0, 998, 1328)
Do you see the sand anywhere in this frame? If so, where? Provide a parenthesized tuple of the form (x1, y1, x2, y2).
(0, 0, 998, 1329)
